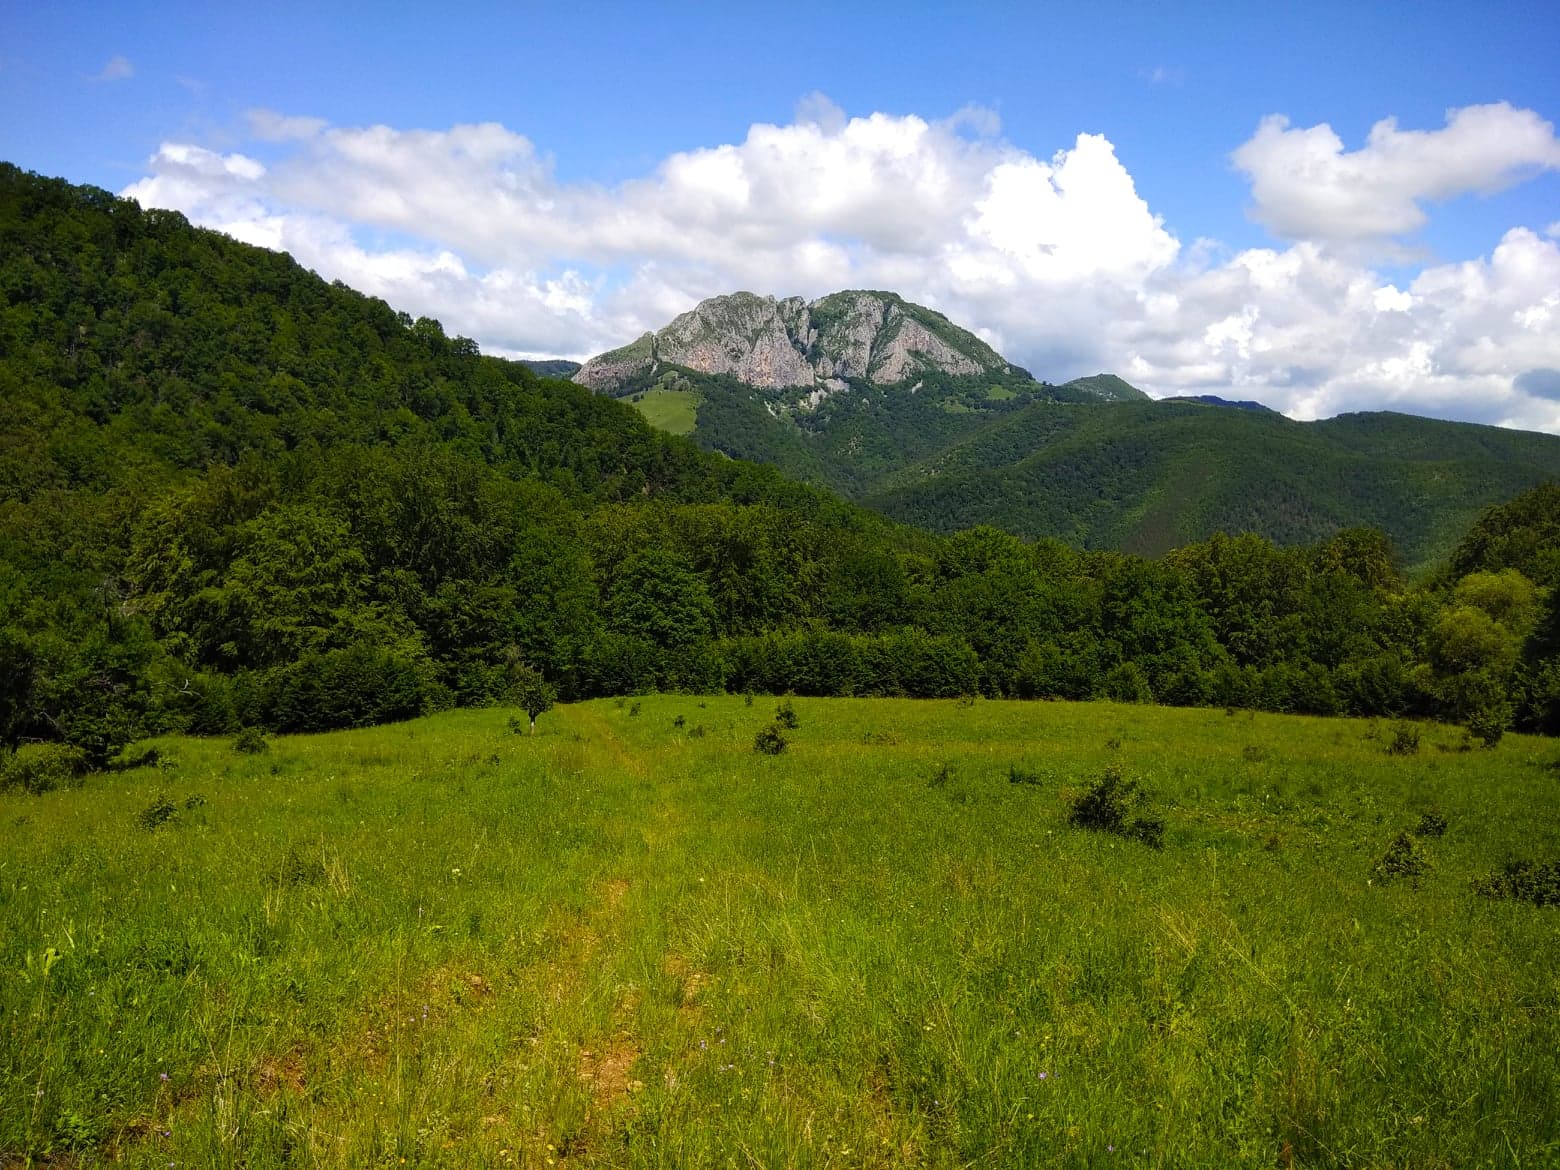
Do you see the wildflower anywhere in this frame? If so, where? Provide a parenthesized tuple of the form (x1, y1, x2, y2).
(160, 1072, 170, 1081)
(1037, 1071, 1048, 1080)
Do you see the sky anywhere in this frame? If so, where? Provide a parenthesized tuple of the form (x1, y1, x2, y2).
(3, 1, 1559, 431)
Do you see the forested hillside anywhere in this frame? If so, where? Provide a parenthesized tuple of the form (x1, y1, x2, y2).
(581, 320, 1560, 568)
(0, 163, 1556, 786)
(864, 400, 1560, 564)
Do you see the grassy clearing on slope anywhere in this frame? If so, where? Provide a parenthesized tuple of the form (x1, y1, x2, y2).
(631, 388, 698, 436)
(3, 697, 1558, 1167)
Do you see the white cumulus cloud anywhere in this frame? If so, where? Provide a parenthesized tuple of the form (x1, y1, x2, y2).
(120, 101, 1560, 433)
(1233, 102, 1560, 246)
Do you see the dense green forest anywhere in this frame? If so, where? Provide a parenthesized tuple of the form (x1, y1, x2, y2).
(1, 163, 1557, 785)
(611, 360, 1560, 567)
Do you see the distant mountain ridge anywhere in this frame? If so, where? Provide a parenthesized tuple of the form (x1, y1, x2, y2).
(573, 292, 1560, 568)
(1166, 394, 1275, 412)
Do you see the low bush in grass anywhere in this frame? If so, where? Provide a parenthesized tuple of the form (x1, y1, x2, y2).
(1068, 764, 1164, 848)
(754, 724, 787, 755)
(136, 792, 179, 830)
(1386, 722, 1421, 756)
(233, 726, 269, 754)
(0, 743, 90, 794)
(1373, 831, 1428, 885)
(1474, 860, 1560, 907)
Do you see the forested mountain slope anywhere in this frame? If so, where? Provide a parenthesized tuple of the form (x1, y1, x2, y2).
(864, 400, 1560, 567)
(573, 299, 1560, 569)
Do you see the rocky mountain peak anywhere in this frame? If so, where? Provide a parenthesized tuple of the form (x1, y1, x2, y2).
(573, 290, 1017, 394)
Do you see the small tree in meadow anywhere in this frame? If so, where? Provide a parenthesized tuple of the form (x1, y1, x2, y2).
(505, 656, 557, 735)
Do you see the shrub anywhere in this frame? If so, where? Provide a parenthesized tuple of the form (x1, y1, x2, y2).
(1385, 722, 1421, 756)
(266, 643, 431, 732)
(1068, 765, 1164, 848)
(178, 672, 240, 736)
(1372, 832, 1427, 885)
(117, 745, 162, 770)
(269, 844, 326, 888)
(233, 726, 269, 754)
(137, 793, 179, 830)
(774, 699, 798, 729)
(1101, 662, 1152, 704)
(1007, 765, 1041, 786)
(1473, 859, 1560, 907)
(754, 724, 787, 755)
(1466, 706, 1506, 748)
(1413, 811, 1449, 838)
(0, 743, 90, 794)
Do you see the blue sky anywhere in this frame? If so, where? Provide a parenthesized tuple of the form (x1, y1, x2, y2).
(4, 1, 1559, 429)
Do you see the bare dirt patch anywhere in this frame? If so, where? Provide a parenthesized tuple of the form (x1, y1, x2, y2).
(577, 1037, 643, 1111)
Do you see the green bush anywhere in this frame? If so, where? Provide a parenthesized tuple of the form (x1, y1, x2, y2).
(265, 643, 431, 732)
(754, 724, 787, 755)
(137, 793, 179, 830)
(1068, 765, 1164, 848)
(233, 726, 269, 754)
(1386, 722, 1421, 756)
(1473, 859, 1560, 907)
(1466, 705, 1507, 748)
(1372, 831, 1427, 885)
(0, 743, 90, 794)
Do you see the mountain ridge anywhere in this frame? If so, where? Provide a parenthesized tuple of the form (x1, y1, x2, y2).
(575, 289, 1033, 397)
(573, 292, 1560, 569)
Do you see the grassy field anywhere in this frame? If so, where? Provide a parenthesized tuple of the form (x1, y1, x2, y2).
(631, 389, 698, 436)
(3, 696, 1558, 1168)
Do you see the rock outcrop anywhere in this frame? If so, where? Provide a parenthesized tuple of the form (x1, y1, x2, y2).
(574, 290, 1015, 394)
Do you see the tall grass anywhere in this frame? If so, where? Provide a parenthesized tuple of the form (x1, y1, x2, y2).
(3, 698, 1556, 1166)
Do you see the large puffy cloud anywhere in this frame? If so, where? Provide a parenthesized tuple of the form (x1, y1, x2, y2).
(1115, 227, 1560, 433)
(124, 105, 1177, 362)
(122, 102, 1560, 433)
(1234, 103, 1560, 245)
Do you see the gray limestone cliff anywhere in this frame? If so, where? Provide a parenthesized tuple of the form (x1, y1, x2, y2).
(574, 290, 1017, 394)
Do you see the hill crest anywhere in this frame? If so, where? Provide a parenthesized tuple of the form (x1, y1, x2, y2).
(574, 290, 1026, 395)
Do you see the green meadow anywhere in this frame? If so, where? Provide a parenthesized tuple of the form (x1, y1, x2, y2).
(3, 696, 1557, 1168)
(631, 388, 699, 436)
